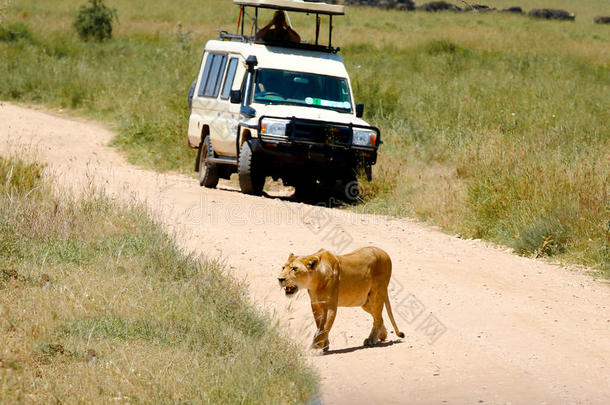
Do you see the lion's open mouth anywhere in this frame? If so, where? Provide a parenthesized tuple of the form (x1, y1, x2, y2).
(284, 285, 298, 295)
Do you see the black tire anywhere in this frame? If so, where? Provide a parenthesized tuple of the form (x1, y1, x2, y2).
(342, 176, 361, 203)
(199, 136, 219, 188)
(187, 80, 196, 112)
(238, 141, 264, 195)
(293, 177, 317, 202)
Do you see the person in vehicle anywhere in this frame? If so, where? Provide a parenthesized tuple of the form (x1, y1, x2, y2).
(256, 10, 300, 43)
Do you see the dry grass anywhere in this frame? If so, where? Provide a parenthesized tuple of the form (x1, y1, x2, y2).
(340, 4, 609, 273)
(0, 155, 317, 403)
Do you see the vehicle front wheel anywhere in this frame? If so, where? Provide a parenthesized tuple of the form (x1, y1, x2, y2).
(293, 176, 317, 202)
(199, 136, 219, 188)
(238, 141, 265, 195)
(342, 176, 361, 204)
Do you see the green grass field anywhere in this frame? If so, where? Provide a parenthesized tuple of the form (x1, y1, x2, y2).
(0, 155, 317, 402)
(1, 0, 608, 274)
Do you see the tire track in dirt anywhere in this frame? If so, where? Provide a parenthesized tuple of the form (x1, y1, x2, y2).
(1, 103, 609, 404)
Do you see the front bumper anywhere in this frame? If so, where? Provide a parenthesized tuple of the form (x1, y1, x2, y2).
(250, 115, 380, 178)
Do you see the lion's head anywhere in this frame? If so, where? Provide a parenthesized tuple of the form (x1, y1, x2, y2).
(277, 253, 320, 296)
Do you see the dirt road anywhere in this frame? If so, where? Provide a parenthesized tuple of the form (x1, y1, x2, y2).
(1, 102, 609, 404)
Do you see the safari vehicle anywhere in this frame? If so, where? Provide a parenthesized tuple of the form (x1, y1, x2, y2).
(187, 0, 381, 199)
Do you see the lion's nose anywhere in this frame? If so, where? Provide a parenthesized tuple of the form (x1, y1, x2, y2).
(278, 277, 286, 282)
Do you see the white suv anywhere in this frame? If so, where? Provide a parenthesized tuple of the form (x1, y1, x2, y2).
(187, 0, 381, 199)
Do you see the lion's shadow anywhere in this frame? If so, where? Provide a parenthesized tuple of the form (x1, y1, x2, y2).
(323, 339, 403, 355)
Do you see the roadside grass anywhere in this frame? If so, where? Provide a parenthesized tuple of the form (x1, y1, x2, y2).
(346, 38, 609, 275)
(0, 155, 318, 403)
(0, 0, 608, 274)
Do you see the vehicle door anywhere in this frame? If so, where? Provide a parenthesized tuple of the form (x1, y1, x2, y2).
(189, 52, 229, 152)
(214, 55, 245, 156)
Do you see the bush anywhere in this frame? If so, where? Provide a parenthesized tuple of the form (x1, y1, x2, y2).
(73, 0, 117, 42)
(0, 21, 33, 42)
(513, 217, 570, 258)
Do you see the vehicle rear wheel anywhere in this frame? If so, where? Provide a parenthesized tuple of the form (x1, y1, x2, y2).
(199, 136, 219, 188)
(187, 80, 196, 112)
(238, 140, 264, 195)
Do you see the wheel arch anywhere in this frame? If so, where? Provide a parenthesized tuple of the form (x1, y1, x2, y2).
(240, 129, 252, 146)
(194, 125, 211, 172)
(235, 127, 253, 160)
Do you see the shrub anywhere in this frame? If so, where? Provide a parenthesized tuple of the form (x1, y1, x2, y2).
(513, 217, 570, 258)
(73, 0, 117, 42)
(0, 21, 32, 42)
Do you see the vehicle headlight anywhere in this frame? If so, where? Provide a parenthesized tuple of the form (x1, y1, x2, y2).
(352, 129, 377, 147)
(260, 118, 289, 138)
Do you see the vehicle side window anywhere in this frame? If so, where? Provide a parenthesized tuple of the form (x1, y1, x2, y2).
(198, 53, 227, 98)
(220, 58, 239, 100)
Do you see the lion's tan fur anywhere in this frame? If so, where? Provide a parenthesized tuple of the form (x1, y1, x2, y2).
(278, 246, 404, 351)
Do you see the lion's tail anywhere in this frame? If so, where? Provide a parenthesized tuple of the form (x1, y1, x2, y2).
(384, 292, 405, 338)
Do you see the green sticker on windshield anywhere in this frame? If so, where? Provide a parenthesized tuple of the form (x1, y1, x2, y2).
(305, 97, 322, 106)
(305, 97, 350, 109)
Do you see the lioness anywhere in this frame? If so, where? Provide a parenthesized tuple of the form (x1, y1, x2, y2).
(278, 246, 405, 351)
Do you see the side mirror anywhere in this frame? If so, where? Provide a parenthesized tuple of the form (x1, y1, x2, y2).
(230, 89, 242, 104)
(356, 103, 364, 118)
(246, 55, 258, 72)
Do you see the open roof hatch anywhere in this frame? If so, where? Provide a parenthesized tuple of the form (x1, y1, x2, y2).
(222, 0, 345, 53)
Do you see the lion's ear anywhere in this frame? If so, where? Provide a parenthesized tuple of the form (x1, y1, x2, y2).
(288, 253, 295, 261)
(306, 255, 320, 269)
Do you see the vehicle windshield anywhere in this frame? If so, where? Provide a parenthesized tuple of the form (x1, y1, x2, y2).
(252, 69, 352, 113)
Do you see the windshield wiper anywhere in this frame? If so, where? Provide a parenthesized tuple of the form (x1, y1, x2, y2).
(254, 98, 284, 105)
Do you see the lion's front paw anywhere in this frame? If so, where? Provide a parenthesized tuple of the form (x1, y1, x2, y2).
(311, 340, 329, 352)
(310, 345, 328, 356)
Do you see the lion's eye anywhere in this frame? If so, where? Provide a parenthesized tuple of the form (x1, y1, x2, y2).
(291, 267, 297, 272)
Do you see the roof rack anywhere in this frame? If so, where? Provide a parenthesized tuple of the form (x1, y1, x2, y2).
(233, 0, 344, 15)
(230, 0, 344, 53)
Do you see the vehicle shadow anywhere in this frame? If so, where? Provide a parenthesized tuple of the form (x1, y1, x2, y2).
(323, 339, 403, 355)
(216, 182, 360, 208)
